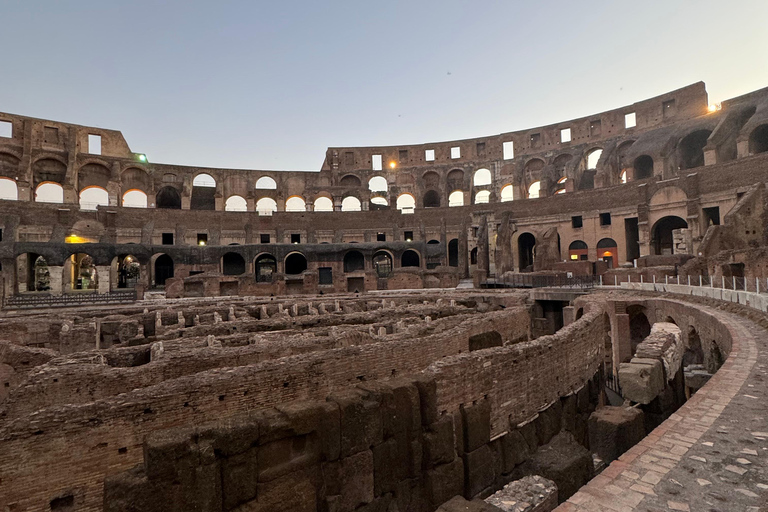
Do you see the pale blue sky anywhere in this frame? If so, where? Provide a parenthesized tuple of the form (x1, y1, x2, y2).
(2, 1, 766, 170)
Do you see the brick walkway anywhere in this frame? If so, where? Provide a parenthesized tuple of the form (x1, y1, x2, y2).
(556, 300, 768, 511)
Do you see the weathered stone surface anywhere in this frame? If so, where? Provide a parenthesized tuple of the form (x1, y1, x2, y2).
(324, 450, 374, 510)
(464, 444, 496, 498)
(437, 495, 503, 511)
(221, 449, 258, 510)
(462, 400, 492, 452)
(619, 358, 665, 404)
(426, 457, 465, 510)
(501, 429, 530, 473)
(468, 330, 503, 351)
(424, 415, 456, 467)
(534, 401, 562, 446)
(587, 406, 645, 463)
(329, 389, 383, 457)
(484, 475, 558, 512)
(517, 417, 539, 453)
(522, 432, 592, 502)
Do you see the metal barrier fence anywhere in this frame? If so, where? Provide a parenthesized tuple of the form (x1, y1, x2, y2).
(599, 274, 768, 294)
(483, 274, 600, 289)
(3, 290, 137, 310)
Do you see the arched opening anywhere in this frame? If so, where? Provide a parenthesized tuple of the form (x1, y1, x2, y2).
(473, 168, 492, 186)
(255, 254, 277, 282)
(370, 197, 388, 209)
(20, 254, 51, 292)
(373, 251, 393, 277)
(518, 233, 536, 271)
(344, 250, 365, 272)
(401, 250, 420, 267)
(285, 196, 306, 212)
(396, 193, 415, 213)
(527, 181, 541, 199)
(448, 238, 459, 267)
(683, 326, 704, 368)
(314, 196, 334, 212)
(69, 253, 98, 290)
(340, 174, 361, 188)
(749, 124, 768, 155)
(652, 216, 688, 255)
(633, 155, 654, 179)
(470, 247, 478, 265)
(255, 176, 277, 189)
(0, 177, 18, 200)
(256, 197, 278, 216)
(222, 252, 246, 275)
(285, 253, 307, 275)
(447, 169, 464, 191)
(225, 195, 247, 212)
(568, 240, 588, 261)
(500, 184, 514, 202)
(620, 170, 628, 184)
(627, 306, 651, 357)
(368, 176, 387, 192)
(679, 130, 711, 170)
(448, 190, 464, 207)
(122, 189, 147, 208)
(554, 176, 567, 195)
(586, 148, 603, 170)
(423, 171, 440, 189)
(35, 182, 64, 203)
(79, 186, 109, 210)
(474, 190, 490, 204)
(341, 196, 361, 212)
(156, 186, 181, 209)
(154, 254, 174, 287)
(597, 238, 618, 268)
(423, 190, 440, 208)
(191, 173, 216, 210)
(117, 255, 140, 288)
(32, 158, 66, 188)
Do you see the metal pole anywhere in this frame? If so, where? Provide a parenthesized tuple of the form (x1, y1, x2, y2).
(665, 275, 668, 285)
(722, 276, 725, 289)
(640, 275, 643, 284)
(599, 275, 603, 286)
(757, 277, 759, 294)
(653, 275, 656, 284)
(688, 276, 691, 286)
(699, 275, 702, 287)
(614, 276, 617, 286)
(733, 276, 736, 290)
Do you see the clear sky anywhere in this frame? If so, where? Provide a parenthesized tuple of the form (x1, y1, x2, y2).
(1, 1, 766, 171)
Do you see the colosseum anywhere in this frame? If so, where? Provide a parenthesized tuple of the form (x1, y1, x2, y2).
(0, 82, 767, 512)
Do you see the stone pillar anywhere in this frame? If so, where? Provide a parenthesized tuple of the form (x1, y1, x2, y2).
(703, 148, 717, 166)
(737, 139, 750, 159)
(97, 266, 111, 294)
(49, 266, 64, 295)
(563, 306, 576, 326)
(612, 313, 632, 368)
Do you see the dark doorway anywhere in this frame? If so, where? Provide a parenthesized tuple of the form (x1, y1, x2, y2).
(624, 218, 640, 262)
(255, 254, 277, 282)
(423, 190, 440, 208)
(156, 186, 181, 209)
(154, 254, 174, 286)
(749, 124, 768, 154)
(401, 250, 420, 267)
(285, 253, 307, 275)
(679, 130, 711, 170)
(448, 238, 459, 267)
(222, 252, 246, 275)
(652, 216, 688, 255)
(518, 233, 536, 271)
(344, 250, 365, 272)
(633, 155, 654, 179)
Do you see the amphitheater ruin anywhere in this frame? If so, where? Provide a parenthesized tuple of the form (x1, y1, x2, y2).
(0, 82, 767, 511)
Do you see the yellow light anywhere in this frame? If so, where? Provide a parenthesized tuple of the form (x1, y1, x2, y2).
(65, 234, 89, 244)
(570, 254, 578, 260)
(198, 240, 206, 246)
(389, 161, 396, 169)
(708, 103, 721, 113)
(603, 251, 612, 257)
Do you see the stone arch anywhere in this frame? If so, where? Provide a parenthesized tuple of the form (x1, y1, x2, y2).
(448, 190, 464, 207)
(285, 195, 306, 212)
(585, 148, 603, 170)
(153, 254, 174, 287)
(627, 305, 651, 357)
(0, 152, 20, 180)
(225, 195, 247, 212)
(79, 186, 109, 210)
(368, 176, 388, 192)
(285, 252, 307, 275)
(423, 190, 440, 208)
(156, 186, 181, 209)
(122, 189, 147, 208)
(396, 193, 415, 213)
(116, 254, 141, 289)
(597, 238, 618, 268)
(473, 168, 492, 187)
(32, 158, 67, 186)
(448, 238, 459, 267)
(679, 130, 712, 170)
(78, 163, 111, 191)
(401, 249, 420, 267)
(191, 173, 216, 210)
(343, 250, 365, 273)
(121, 167, 150, 194)
(474, 190, 491, 204)
(0, 177, 18, 200)
(518, 232, 536, 271)
(568, 240, 588, 261)
(35, 181, 64, 203)
(748, 124, 768, 155)
(256, 197, 278, 215)
(373, 251, 393, 277)
(340, 174, 361, 188)
(422, 171, 440, 189)
(313, 195, 334, 212)
(447, 169, 464, 191)
(222, 252, 246, 275)
(67, 253, 98, 291)
(255, 176, 277, 190)
(633, 155, 654, 179)
(255, 253, 277, 282)
(527, 181, 541, 199)
(341, 196, 362, 212)
(500, 184, 514, 202)
(651, 216, 688, 255)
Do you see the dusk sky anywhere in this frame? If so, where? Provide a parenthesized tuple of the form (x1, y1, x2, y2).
(2, 1, 767, 171)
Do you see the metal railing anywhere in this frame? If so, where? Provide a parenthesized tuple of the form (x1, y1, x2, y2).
(483, 274, 600, 289)
(600, 274, 768, 294)
(3, 290, 137, 309)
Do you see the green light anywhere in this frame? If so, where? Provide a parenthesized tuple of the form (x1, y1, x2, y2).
(138, 154, 147, 162)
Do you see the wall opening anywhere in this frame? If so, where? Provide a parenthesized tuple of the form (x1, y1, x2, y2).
(568, 240, 588, 261)
(255, 254, 277, 282)
(500, 184, 513, 202)
(0, 177, 18, 200)
(344, 251, 365, 272)
(122, 189, 148, 208)
(633, 155, 654, 179)
(518, 233, 536, 271)
(401, 250, 420, 267)
(423, 190, 440, 208)
(222, 252, 246, 275)
(749, 124, 768, 155)
(314, 196, 334, 212)
(679, 130, 711, 170)
(117, 255, 140, 289)
(597, 238, 618, 268)
(256, 197, 278, 215)
(285, 196, 306, 212)
(652, 216, 688, 255)
(255, 176, 277, 189)
(285, 253, 307, 275)
(448, 190, 464, 207)
(473, 168, 492, 186)
(225, 195, 247, 212)
(341, 196, 361, 212)
(156, 186, 181, 209)
(448, 238, 459, 267)
(373, 251, 393, 277)
(154, 254, 174, 287)
(624, 218, 640, 262)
